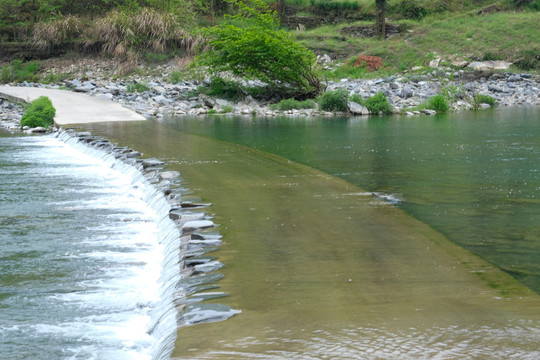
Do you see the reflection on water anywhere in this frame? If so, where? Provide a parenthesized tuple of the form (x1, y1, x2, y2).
(79, 108, 540, 359)
(178, 323, 540, 360)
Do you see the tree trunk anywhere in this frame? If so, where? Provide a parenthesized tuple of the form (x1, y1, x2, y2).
(375, 0, 386, 39)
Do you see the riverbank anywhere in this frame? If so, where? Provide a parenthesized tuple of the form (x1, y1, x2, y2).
(1, 59, 539, 130)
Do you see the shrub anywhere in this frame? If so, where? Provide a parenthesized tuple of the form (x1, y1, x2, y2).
(20, 96, 56, 128)
(195, 0, 322, 98)
(126, 82, 151, 93)
(318, 89, 349, 112)
(473, 94, 497, 108)
(427, 94, 449, 112)
(269, 98, 316, 111)
(363, 92, 393, 114)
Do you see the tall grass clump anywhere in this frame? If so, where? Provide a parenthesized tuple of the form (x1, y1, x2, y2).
(20, 96, 56, 128)
(32, 15, 82, 51)
(86, 8, 201, 73)
(427, 94, 449, 113)
(318, 89, 348, 112)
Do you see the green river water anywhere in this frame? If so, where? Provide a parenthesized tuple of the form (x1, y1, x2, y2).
(79, 106, 540, 359)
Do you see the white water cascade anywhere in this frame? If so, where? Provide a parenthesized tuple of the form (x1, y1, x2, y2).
(56, 130, 184, 360)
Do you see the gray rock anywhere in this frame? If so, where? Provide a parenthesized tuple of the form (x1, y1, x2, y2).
(467, 61, 512, 71)
(159, 170, 180, 180)
(141, 158, 165, 168)
(183, 220, 216, 232)
(400, 87, 414, 99)
(507, 74, 521, 82)
(198, 93, 216, 108)
(98, 93, 114, 101)
(153, 95, 171, 105)
(422, 109, 437, 115)
(347, 101, 370, 115)
(488, 85, 505, 93)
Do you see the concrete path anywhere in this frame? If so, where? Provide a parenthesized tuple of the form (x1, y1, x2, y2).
(0, 85, 145, 125)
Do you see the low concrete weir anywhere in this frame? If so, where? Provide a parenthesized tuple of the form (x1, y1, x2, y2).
(0, 85, 145, 125)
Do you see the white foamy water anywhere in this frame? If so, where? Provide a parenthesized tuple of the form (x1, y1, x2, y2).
(0, 133, 181, 360)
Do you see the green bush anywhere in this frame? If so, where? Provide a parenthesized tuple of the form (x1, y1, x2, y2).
(473, 94, 497, 108)
(20, 96, 56, 129)
(318, 89, 349, 112)
(195, 0, 322, 98)
(349, 93, 364, 105)
(269, 98, 316, 111)
(427, 94, 449, 112)
(363, 92, 393, 114)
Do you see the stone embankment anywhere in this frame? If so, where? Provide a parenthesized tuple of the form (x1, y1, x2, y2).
(2, 63, 539, 131)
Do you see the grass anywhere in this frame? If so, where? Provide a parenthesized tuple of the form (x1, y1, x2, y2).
(126, 81, 151, 93)
(1, 60, 41, 83)
(297, 10, 540, 78)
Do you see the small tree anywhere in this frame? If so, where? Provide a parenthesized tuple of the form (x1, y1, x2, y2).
(375, 0, 386, 39)
(195, 0, 322, 98)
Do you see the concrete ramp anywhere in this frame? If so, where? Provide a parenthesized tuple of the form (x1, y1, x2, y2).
(0, 85, 146, 125)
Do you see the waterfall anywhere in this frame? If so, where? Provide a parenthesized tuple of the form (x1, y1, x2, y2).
(56, 130, 183, 360)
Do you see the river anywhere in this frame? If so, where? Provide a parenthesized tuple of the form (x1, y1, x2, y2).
(2, 106, 540, 359)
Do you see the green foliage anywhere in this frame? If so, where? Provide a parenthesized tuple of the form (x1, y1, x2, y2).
(473, 94, 497, 108)
(126, 82, 151, 93)
(441, 82, 466, 102)
(514, 49, 540, 70)
(427, 94, 449, 113)
(169, 70, 184, 83)
(269, 98, 316, 111)
(198, 77, 245, 101)
(41, 72, 71, 84)
(20, 96, 55, 128)
(0, 60, 41, 84)
(394, 0, 429, 19)
(318, 89, 348, 112)
(220, 105, 234, 113)
(362, 92, 393, 114)
(309, 0, 360, 11)
(195, 0, 322, 98)
(349, 93, 363, 104)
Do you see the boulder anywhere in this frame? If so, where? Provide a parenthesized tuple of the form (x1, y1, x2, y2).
(347, 101, 370, 115)
(467, 61, 512, 71)
(400, 87, 414, 99)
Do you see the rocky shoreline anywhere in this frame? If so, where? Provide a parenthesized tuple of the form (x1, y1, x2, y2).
(1, 61, 539, 131)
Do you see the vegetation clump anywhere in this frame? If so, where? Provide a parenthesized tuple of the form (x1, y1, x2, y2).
(1, 60, 40, 84)
(362, 92, 393, 114)
(318, 89, 349, 112)
(427, 94, 449, 113)
(20, 96, 56, 129)
(473, 94, 497, 109)
(195, 0, 322, 99)
(269, 98, 316, 111)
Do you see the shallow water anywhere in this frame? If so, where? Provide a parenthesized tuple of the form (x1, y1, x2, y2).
(0, 133, 179, 360)
(78, 108, 540, 359)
